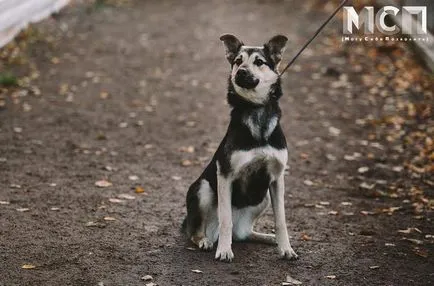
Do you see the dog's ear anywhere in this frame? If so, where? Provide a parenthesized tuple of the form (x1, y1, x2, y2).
(220, 34, 243, 64)
(264, 35, 288, 66)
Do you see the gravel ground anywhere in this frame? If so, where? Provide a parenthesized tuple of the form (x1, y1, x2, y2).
(0, 0, 432, 285)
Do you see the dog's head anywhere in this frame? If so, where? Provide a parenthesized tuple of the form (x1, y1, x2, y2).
(220, 34, 288, 105)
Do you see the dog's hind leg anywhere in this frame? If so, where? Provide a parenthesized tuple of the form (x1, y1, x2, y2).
(246, 193, 276, 245)
(233, 193, 276, 245)
(246, 232, 276, 245)
(191, 233, 214, 251)
(187, 179, 215, 251)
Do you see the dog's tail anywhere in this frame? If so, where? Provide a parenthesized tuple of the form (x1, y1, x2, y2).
(180, 217, 187, 235)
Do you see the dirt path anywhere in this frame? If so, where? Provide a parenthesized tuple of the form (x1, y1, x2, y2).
(0, 0, 432, 285)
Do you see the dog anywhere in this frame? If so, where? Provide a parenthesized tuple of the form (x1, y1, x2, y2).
(182, 34, 298, 262)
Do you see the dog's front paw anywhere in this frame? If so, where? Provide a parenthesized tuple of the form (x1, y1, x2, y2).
(278, 246, 298, 260)
(215, 247, 234, 262)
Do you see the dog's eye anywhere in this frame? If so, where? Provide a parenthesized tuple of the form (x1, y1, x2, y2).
(234, 58, 243, 66)
(254, 59, 265, 66)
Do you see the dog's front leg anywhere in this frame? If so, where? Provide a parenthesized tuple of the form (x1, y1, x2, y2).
(270, 175, 298, 260)
(215, 171, 234, 262)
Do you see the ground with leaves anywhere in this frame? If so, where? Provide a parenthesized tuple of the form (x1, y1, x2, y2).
(0, 0, 433, 285)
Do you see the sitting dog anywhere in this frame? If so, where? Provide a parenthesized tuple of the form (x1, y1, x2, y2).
(182, 34, 298, 262)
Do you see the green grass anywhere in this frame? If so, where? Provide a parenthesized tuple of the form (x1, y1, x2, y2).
(91, 0, 111, 11)
(0, 72, 18, 87)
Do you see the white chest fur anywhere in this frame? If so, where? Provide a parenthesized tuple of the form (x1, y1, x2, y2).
(230, 146, 288, 180)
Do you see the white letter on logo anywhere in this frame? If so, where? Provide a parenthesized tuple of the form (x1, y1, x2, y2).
(402, 6, 427, 35)
(376, 6, 400, 35)
(343, 6, 374, 34)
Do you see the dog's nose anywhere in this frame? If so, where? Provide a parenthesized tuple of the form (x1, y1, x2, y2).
(235, 69, 259, 89)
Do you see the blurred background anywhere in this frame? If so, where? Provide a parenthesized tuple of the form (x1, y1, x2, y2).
(0, 0, 433, 285)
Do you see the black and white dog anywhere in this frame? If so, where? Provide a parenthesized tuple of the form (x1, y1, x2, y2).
(182, 34, 298, 262)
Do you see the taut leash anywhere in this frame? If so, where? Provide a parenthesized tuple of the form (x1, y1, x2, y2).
(279, 0, 349, 76)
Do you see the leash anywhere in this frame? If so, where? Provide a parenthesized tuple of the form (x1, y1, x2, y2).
(279, 0, 349, 76)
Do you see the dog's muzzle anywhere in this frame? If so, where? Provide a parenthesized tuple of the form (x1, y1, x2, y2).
(235, 69, 259, 89)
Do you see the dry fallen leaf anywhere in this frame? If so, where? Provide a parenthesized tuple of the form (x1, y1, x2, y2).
(23, 102, 32, 112)
(295, 140, 309, 146)
(118, 194, 135, 200)
(413, 247, 428, 258)
(299, 152, 309, 159)
(186, 121, 196, 127)
(128, 175, 139, 181)
(135, 186, 145, 193)
(21, 264, 36, 269)
(402, 238, 423, 245)
(326, 154, 336, 161)
(360, 182, 375, 190)
(144, 144, 153, 149)
(284, 275, 302, 285)
(13, 127, 23, 133)
(100, 91, 109, 99)
(329, 126, 341, 136)
(360, 210, 376, 215)
(392, 166, 403, 172)
(382, 206, 402, 215)
(300, 233, 311, 241)
(104, 216, 116, 221)
(358, 166, 369, 173)
(398, 228, 421, 234)
(181, 159, 193, 167)
(85, 221, 106, 228)
(95, 180, 112, 188)
(303, 180, 314, 186)
(179, 146, 195, 153)
(344, 152, 361, 161)
(104, 166, 114, 172)
(109, 198, 125, 204)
